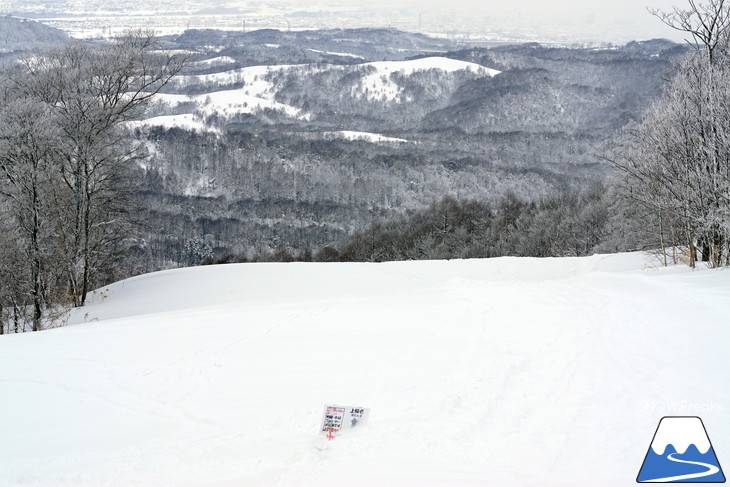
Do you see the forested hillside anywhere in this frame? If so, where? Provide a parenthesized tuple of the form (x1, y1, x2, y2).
(0, 15, 67, 53)
(127, 32, 686, 269)
(0, 25, 694, 331)
(165, 28, 467, 65)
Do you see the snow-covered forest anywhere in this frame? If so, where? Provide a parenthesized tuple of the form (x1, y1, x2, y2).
(0, 30, 184, 332)
(130, 41, 678, 269)
(0, 0, 729, 335)
(0, 2, 729, 486)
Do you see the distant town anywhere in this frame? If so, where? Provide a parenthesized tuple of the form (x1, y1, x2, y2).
(0, 0, 677, 46)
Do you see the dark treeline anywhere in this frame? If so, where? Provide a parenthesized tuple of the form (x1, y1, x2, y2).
(216, 182, 649, 264)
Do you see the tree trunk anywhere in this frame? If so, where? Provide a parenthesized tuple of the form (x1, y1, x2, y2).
(687, 222, 697, 268)
(700, 231, 712, 263)
(710, 226, 723, 267)
(80, 155, 92, 307)
(31, 182, 43, 332)
(13, 303, 20, 334)
(659, 208, 667, 267)
(32, 259, 42, 332)
(68, 276, 80, 308)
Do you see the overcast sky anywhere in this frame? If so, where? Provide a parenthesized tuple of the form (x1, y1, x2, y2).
(353, 0, 681, 17)
(32, 0, 693, 43)
(313, 0, 690, 41)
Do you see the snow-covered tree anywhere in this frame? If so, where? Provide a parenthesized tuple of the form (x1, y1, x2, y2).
(0, 31, 185, 332)
(612, 0, 730, 267)
(0, 99, 62, 331)
(5, 31, 185, 307)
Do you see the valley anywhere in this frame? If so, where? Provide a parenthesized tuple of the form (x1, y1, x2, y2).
(122, 30, 685, 267)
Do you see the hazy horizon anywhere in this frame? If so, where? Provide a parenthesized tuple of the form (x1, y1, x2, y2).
(336, 0, 688, 42)
(5, 0, 692, 43)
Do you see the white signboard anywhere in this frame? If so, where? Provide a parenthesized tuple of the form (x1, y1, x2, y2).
(320, 404, 370, 436)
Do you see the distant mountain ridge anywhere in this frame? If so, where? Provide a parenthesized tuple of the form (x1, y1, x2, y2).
(165, 28, 461, 65)
(146, 34, 686, 140)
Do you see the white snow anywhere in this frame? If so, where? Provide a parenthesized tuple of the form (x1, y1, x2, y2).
(307, 48, 365, 59)
(142, 86, 308, 130)
(650, 417, 713, 455)
(137, 58, 500, 130)
(128, 114, 220, 134)
(190, 56, 237, 68)
(365, 56, 501, 78)
(168, 65, 310, 121)
(171, 57, 499, 121)
(323, 130, 411, 144)
(196, 89, 306, 119)
(177, 64, 303, 94)
(357, 56, 501, 102)
(2, 253, 728, 486)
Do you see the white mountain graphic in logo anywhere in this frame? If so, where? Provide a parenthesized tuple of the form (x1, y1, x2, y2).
(637, 416, 725, 483)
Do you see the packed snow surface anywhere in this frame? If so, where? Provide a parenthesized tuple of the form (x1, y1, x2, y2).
(1, 253, 728, 486)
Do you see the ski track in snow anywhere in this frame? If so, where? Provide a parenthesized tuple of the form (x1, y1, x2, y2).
(0, 253, 728, 486)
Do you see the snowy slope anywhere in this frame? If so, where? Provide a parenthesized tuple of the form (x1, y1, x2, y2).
(176, 64, 304, 99)
(1, 253, 728, 487)
(142, 64, 311, 127)
(138, 57, 500, 131)
(128, 114, 220, 134)
(190, 56, 237, 68)
(357, 57, 500, 102)
(195, 89, 306, 119)
(323, 130, 411, 144)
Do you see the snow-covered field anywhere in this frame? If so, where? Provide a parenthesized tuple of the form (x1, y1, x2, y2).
(1, 253, 728, 486)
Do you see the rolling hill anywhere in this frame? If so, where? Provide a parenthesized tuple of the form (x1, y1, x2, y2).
(0, 15, 68, 52)
(128, 33, 686, 266)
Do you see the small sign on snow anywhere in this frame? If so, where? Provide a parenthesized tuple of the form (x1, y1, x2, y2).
(320, 404, 369, 437)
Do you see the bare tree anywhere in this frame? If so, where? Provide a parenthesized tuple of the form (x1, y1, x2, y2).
(650, 0, 730, 64)
(612, 1, 730, 267)
(0, 99, 61, 330)
(8, 31, 185, 307)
